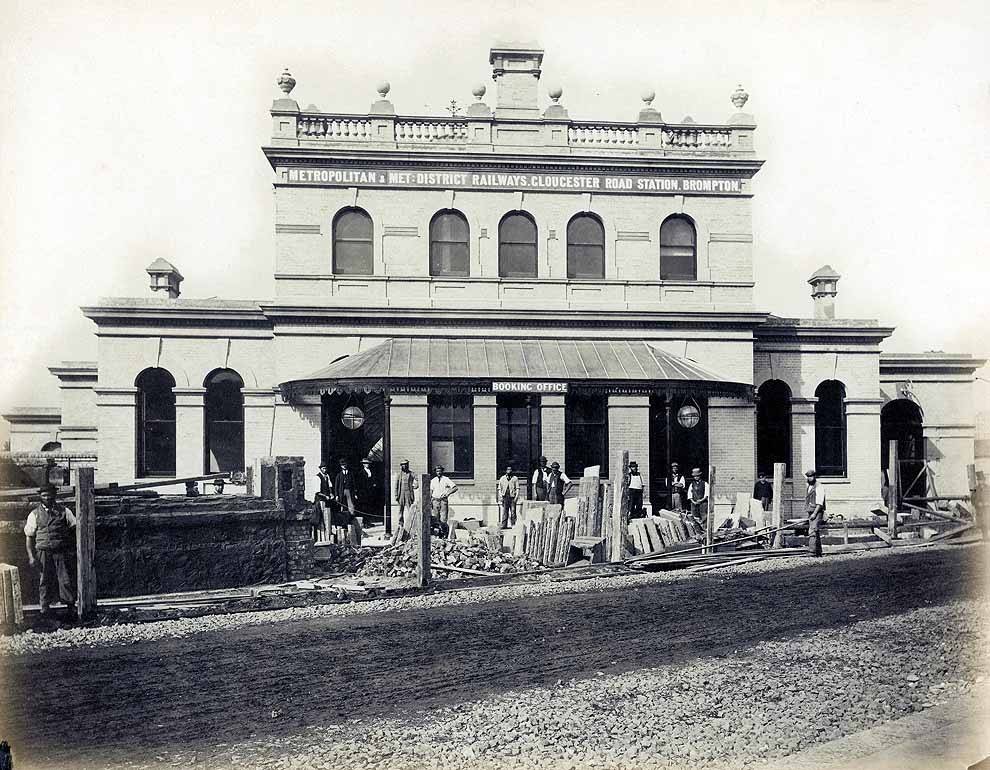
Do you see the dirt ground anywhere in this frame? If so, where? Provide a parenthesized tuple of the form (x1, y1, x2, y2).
(1, 545, 986, 769)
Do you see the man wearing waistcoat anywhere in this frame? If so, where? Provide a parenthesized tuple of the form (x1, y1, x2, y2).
(393, 459, 419, 544)
(688, 467, 710, 535)
(531, 456, 550, 502)
(496, 465, 519, 528)
(24, 484, 77, 617)
(314, 462, 334, 540)
(804, 469, 827, 557)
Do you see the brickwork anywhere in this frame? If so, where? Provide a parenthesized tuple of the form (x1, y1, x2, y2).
(541, 395, 566, 469)
(271, 400, 321, 491)
(607, 396, 650, 502)
(174, 388, 206, 478)
(707, 396, 756, 521)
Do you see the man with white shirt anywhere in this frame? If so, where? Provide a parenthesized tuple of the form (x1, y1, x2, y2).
(804, 469, 827, 557)
(429, 465, 458, 535)
(687, 467, 710, 534)
(627, 461, 645, 518)
(24, 484, 77, 617)
(496, 465, 519, 528)
(546, 461, 571, 505)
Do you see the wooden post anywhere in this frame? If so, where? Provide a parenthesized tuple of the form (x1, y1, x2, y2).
(888, 440, 900, 537)
(771, 462, 785, 549)
(610, 450, 630, 561)
(968, 463, 987, 542)
(705, 466, 717, 553)
(383, 394, 392, 535)
(75, 467, 97, 621)
(416, 473, 431, 588)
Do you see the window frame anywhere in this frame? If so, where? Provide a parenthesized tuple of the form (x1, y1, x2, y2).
(815, 380, 847, 477)
(332, 207, 374, 276)
(659, 214, 698, 281)
(496, 394, 542, 482)
(135, 367, 177, 478)
(427, 394, 474, 478)
(566, 213, 605, 279)
(204, 368, 245, 474)
(565, 391, 608, 478)
(429, 209, 471, 277)
(498, 211, 538, 278)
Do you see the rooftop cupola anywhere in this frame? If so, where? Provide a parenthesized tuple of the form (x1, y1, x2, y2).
(147, 259, 183, 299)
(808, 265, 841, 320)
(489, 42, 544, 118)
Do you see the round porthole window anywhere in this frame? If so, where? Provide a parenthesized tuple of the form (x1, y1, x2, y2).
(341, 406, 365, 430)
(676, 404, 700, 429)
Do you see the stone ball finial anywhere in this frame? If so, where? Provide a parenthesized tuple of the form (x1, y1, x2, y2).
(376, 81, 391, 98)
(731, 83, 749, 110)
(641, 88, 656, 106)
(277, 68, 296, 96)
(548, 85, 563, 103)
(472, 83, 487, 100)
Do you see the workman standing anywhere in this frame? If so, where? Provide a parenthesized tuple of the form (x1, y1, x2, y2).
(546, 462, 572, 505)
(334, 459, 360, 519)
(430, 465, 458, 535)
(628, 461, 645, 518)
(688, 467, 710, 534)
(804, 469, 827, 557)
(393, 459, 419, 540)
(531, 456, 550, 501)
(314, 461, 334, 539)
(24, 484, 77, 618)
(359, 458, 380, 521)
(669, 462, 686, 511)
(753, 471, 773, 511)
(496, 465, 519, 528)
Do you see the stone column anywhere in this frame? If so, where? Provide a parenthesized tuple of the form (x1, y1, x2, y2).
(707, 395, 756, 521)
(388, 394, 428, 478)
(790, 397, 818, 519)
(473, 394, 497, 483)
(243, 388, 276, 475)
(95, 387, 137, 484)
(607, 395, 650, 498)
(540, 394, 566, 469)
(173, 388, 206, 479)
(845, 398, 884, 508)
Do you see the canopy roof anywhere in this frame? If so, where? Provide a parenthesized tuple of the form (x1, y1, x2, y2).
(280, 338, 748, 397)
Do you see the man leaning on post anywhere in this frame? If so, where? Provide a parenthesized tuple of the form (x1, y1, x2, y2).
(24, 484, 78, 618)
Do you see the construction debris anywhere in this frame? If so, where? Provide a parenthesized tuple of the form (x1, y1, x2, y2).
(357, 539, 541, 579)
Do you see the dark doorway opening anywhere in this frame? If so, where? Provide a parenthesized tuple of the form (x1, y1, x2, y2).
(649, 393, 708, 512)
(321, 392, 387, 521)
(496, 394, 541, 497)
(881, 399, 926, 498)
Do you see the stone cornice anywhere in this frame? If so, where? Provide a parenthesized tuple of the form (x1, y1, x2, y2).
(262, 146, 764, 178)
(880, 353, 986, 375)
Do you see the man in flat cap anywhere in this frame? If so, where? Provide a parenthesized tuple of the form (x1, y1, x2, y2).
(804, 469, 827, 557)
(24, 484, 77, 618)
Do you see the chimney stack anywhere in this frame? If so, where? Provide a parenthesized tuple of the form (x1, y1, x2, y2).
(147, 259, 183, 299)
(808, 265, 840, 320)
(489, 43, 544, 119)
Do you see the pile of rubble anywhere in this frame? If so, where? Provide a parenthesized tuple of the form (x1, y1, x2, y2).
(318, 544, 378, 574)
(358, 539, 542, 579)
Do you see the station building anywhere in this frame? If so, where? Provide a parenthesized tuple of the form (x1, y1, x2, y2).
(4, 43, 984, 524)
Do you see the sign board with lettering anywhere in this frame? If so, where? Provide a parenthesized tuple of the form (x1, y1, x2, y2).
(492, 382, 569, 393)
(279, 167, 747, 196)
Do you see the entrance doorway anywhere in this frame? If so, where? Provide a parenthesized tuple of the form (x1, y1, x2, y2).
(881, 399, 926, 499)
(649, 394, 708, 512)
(321, 392, 387, 521)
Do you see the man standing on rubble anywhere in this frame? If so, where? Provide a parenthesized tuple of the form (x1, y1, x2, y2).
(628, 461, 645, 518)
(430, 465, 458, 536)
(687, 467, 710, 534)
(531, 456, 550, 501)
(393, 459, 418, 542)
(497, 465, 519, 528)
(314, 462, 334, 539)
(24, 484, 77, 619)
(804, 469, 827, 557)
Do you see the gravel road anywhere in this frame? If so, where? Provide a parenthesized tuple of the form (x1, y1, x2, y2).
(1, 543, 986, 770)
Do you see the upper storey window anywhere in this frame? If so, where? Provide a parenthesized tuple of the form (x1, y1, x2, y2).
(566, 214, 605, 279)
(332, 208, 373, 275)
(498, 212, 538, 278)
(659, 215, 697, 281)
(430, 210, 470, 277)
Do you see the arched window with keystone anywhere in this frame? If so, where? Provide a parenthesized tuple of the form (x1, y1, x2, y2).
(332, 207, 374, 275)
(498, 211, 538, 278)
(429, 210, 470, 277)
(566, 213, 605, 279)
(659, 214, 697, 281)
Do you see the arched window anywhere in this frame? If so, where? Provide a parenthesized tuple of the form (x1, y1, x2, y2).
(41, 441, 62, 452)
(815, 380, 846, 477)
(498, 212, 538, 278)
(429, 210, 470, 276)
(660, 215, 697, 280)
(881, 399, 926, 498)
(136, 368, 176, 477)
(566, 214, 605, 279)
(332, 208, 373, 275)
(757, 380, 792, 476)
(204, 369, 245, 473)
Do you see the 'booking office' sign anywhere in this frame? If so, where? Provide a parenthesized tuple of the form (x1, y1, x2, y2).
(492, 382, 569, 393)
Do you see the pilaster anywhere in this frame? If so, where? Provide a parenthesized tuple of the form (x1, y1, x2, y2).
(540, 394, 566, 470)
(607, 395, 650, 501)
(173, 387, 206, 478)
(791, 397, 818, 479)
(95, 387, 137, 484)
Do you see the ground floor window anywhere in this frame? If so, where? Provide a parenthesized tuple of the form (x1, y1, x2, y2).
(428, 394, 473, 477)
(135, 367, 176, 477)
(757, 380, 792, 476)
(496, 394, 541, 485)
(204, 369, 244, 473)
(565, 391, 607, 478)
(815, 380, 847, 477)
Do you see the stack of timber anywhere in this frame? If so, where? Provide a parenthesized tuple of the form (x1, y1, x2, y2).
(520, 503, 576, 567)
(630, 547, 807, 572)
(627, 510, 695, 555)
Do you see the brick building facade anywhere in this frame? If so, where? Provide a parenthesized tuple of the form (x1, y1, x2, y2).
(4, 43, 984, 526)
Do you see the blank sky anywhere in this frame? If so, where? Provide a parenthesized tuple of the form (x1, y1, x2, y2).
(1, 0, 988, 417)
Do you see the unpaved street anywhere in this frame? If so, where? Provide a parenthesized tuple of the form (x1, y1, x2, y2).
(1, 545, 986, 769)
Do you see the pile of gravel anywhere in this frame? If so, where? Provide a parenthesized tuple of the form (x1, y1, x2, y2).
(0, 543, 978, 658)
(213, 599, 990, 770)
